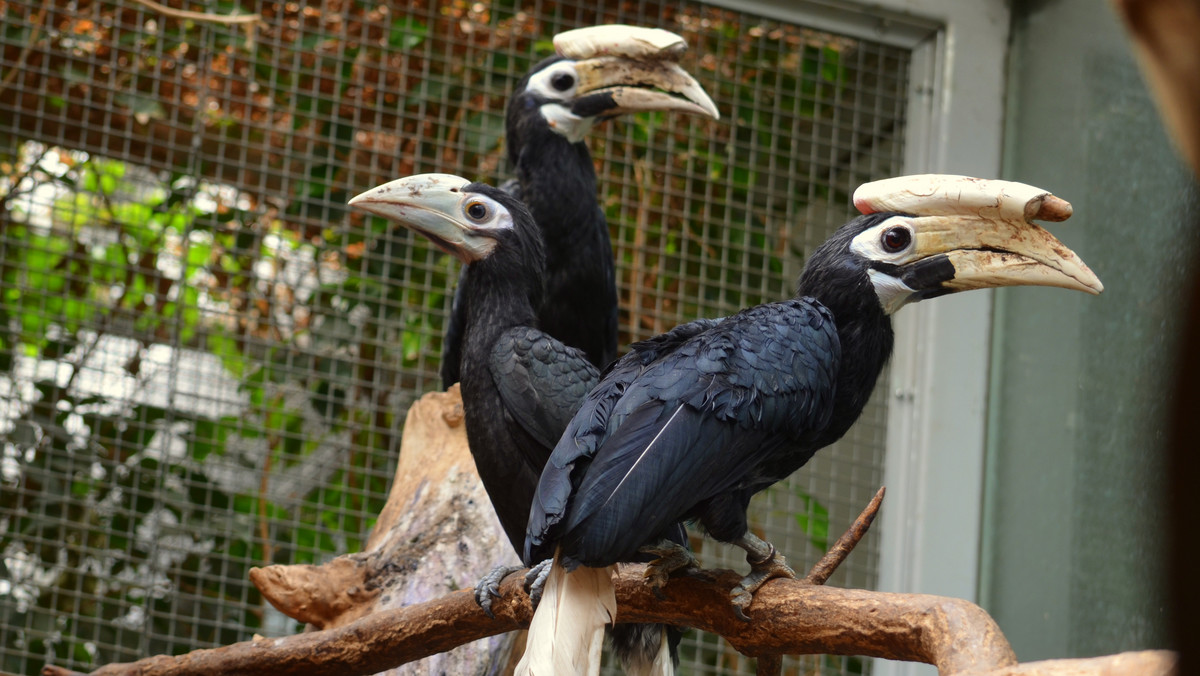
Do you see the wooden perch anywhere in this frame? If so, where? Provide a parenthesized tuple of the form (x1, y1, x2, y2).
(249, 386, 520, 674)
(42, 566, 1175, 676)
(41, 390, 1178, 676)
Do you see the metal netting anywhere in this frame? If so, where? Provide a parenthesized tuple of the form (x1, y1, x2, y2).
(0, 1, 910, 673)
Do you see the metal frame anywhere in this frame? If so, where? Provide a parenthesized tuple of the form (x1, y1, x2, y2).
(706, 2, 1011, 674)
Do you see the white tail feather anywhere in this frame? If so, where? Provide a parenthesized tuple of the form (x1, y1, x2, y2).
(515, 554, 616, 676)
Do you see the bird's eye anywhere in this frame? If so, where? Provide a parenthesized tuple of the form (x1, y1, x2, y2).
(881, 226, 912, 253)
(550, 72, 575, 91)
(465, 201, 489, 221)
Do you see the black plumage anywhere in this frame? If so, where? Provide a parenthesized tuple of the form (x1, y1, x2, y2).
(441, 55, 617, 389)
(349, 173, 686, 673)
(521, 187, 1103, 619)
(525, 215, 894, 571)
(440, 34, 720, 389)
(444, 181, 601, 550)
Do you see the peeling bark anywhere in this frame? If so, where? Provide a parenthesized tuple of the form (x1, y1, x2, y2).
(249, 386, 520, 675)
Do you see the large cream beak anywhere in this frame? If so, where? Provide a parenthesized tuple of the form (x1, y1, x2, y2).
(907, 214, 1104, 295)
(855, 174, 1102, 296)
(570, 57, 719, 120)
(554, 25, 718, 120)
(348, 173, 498, 264)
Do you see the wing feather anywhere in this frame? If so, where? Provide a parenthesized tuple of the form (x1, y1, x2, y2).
(490, 326, 600, 452)
(527, 298, 841, 567)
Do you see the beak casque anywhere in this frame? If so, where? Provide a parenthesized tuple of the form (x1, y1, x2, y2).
(348, 173, 498, 264)
(555, 25, 719, 120)
(855, 174, 1104, 296)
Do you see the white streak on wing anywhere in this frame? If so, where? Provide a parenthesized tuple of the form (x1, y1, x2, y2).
(601, 405, 685, 508)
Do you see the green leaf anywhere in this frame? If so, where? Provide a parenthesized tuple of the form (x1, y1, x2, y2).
(793, 491, 830, 552)
(388, 17, 428, 51)
(185, 239, 212, 280)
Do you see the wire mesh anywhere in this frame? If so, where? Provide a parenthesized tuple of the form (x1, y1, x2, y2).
(0, 1, 910, 673)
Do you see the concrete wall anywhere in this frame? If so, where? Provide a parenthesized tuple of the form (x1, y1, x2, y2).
(981, 0, 1196, 660)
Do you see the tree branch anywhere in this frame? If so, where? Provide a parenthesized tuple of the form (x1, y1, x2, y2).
(126, 0, 261, 25)
(804, 485, 885, 585)
(41, 566, 1175, 676)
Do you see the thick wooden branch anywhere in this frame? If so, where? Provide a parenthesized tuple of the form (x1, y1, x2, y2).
(248, 386, 520, 674)
(42, 567, 1175, 676)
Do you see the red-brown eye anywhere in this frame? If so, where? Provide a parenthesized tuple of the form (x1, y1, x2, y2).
(881, 226, 912, 252)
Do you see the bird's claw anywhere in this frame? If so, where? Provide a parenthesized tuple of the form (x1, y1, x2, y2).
(730, 586, 755, 621)
(473, 564, 524, 618)
(638, 541, 700, 598)
(729, 550, 795, 621)
(524, 558, 553, 609)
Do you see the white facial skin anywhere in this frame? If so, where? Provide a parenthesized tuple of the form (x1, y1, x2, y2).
(455, 193, 514, 237)
(849, 215, 921, 315)
(524, 61, 596, 143)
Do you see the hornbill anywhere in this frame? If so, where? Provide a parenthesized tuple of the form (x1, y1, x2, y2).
(516, 175, 1104, 674)
(440, 25, 719, 388)
(348, 173, 691, 674)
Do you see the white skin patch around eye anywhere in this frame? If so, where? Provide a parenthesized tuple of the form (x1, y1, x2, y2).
(459, 194, 515, 233)
(867, 269, 916, 315)
(525, 62, 580, 100)
(525, 62, 596, 143)
(849, 215, 917, 265)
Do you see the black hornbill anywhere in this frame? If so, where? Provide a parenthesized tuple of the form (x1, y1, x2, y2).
(348, 172, 688, 674)
(439, 25, 719, 389)
(516, 175, 1104, 673)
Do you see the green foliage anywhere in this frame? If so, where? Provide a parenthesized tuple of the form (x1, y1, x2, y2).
(0, 145, 409, 670)
(794, 490, 831, 553)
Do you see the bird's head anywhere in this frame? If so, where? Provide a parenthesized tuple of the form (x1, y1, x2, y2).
(347, 173, 543, 270)
(509, 25, 719, 145)
(799, 175, 1104, 315)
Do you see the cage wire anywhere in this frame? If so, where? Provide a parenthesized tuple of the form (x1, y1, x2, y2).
(0, 0, 909, 673)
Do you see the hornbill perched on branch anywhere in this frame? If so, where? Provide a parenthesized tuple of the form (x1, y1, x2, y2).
(349, 173, 692, 674)
(439, 25, 719, 389)
(514, 175, 1104, 674)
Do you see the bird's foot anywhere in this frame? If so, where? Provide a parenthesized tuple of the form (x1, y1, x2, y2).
(638, 540, 700, 598)
(523, 558, 553, 610)
(730, 543, 795, 621)
(473, 564, 524, 618)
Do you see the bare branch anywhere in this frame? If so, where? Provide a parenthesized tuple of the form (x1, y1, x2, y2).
(125, 0, 261, 25)
(804, 486, 885, 585)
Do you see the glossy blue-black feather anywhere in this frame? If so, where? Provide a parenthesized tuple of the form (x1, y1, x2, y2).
(524, 299, 840, 567)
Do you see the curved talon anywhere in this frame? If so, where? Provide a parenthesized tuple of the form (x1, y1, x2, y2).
(524, 558, 553, 609)
(728, 536, 795, 620)
(730, 585, 755, 621)
(638, 540, 700, 598)
(473, 564, 524, 618)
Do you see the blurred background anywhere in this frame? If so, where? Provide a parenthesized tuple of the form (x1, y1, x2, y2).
(1, 0, 1193, 675)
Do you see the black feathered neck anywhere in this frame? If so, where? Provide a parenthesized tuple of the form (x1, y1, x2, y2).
(796, 212, 898, 446)
(505, 56, 601, 253)
(459, 182, 547, 332)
